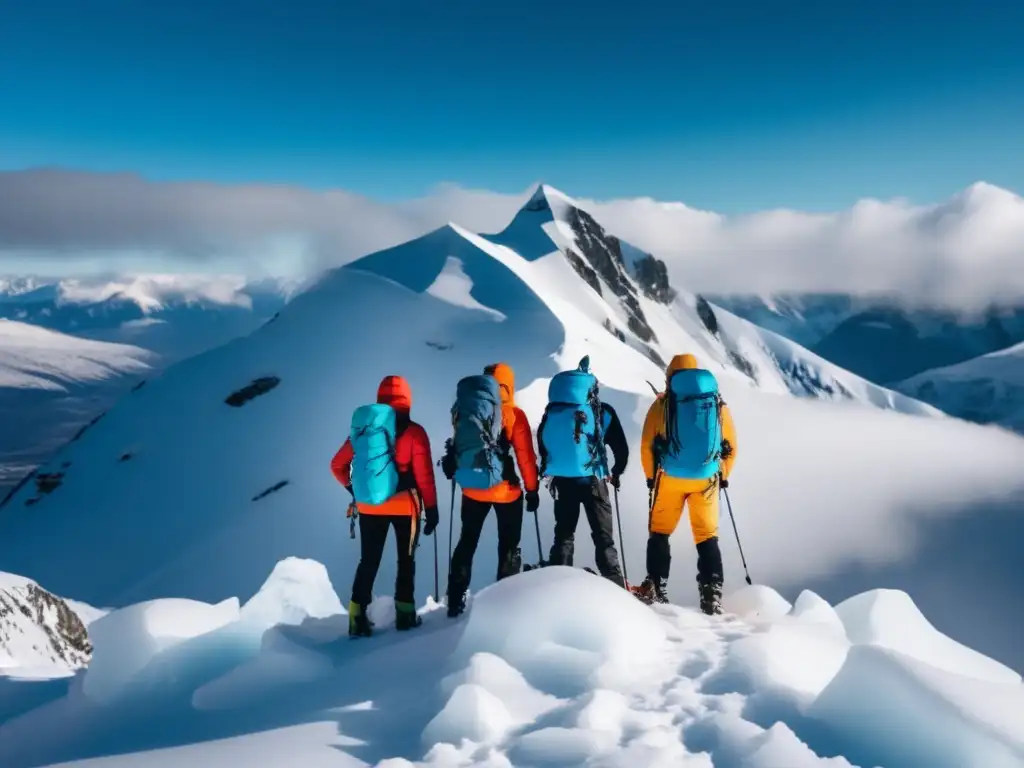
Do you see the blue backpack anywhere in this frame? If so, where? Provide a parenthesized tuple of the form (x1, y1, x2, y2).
(660, 368, 723, 480)
(540, 361, 610, 479)
(349, 403, 400, 505)
(451, 375, 506, 490)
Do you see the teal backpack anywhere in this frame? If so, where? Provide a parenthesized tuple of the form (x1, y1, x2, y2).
(660, 368, 723, 480)
(349, 403, 399, 504)
(539, 356, 610, 479)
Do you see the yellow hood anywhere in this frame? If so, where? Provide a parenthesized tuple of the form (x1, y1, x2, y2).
(485, 362, 516, 406)
(666, 354, 698, 379)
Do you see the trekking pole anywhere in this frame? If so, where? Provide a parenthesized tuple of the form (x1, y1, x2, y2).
(612, 485, 629, 589)
(723, 487, 753, 585)
(447, 479, 456, 584)
(533, 505, 545, 567)
(433, 523, 440, 604)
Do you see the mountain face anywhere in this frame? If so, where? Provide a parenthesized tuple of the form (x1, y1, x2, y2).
(2, 184, 1023, 674)
(714, 293, 1024, 387)
(0, 320, 153, 496)
(0, 572, 97, 675)
(0, 275, 291, 364)
(896, 341, 1024, 434)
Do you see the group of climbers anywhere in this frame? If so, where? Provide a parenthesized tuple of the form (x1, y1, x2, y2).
(330, 352, 738, 637)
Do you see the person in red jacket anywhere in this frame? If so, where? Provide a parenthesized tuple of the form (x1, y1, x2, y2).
(331, 375, 438, 636)
(441, 362, 540, 617)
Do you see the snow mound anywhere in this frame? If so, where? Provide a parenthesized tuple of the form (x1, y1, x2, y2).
(237, 556, 344, 629)
(83, 596, 240, 704)
(835, 588, 1020, 685)
(722, 584, 793, 623)
(454, 566, 670, 696)
(0, 561, 1022, 768)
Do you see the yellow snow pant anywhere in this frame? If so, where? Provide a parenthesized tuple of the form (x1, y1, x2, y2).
(649, 471, 719, 545)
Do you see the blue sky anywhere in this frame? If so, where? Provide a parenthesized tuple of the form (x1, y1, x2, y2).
(1, 0, 1022, 211)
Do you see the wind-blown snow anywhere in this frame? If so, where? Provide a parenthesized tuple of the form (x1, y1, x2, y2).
(0, 319, 152, 391)
(1, 561, 1021, 768)
(1, 185, 1022, 675)
(425, 256, 507, 321)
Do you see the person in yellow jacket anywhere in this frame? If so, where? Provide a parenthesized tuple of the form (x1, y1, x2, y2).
(639, 353, 737, 614)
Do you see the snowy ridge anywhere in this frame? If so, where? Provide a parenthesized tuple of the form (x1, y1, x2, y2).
(0, 560, 1022, 767)
(0, 319, 153, 391)
(0, 572, 101, 678)
(896, 341, 1024, 433)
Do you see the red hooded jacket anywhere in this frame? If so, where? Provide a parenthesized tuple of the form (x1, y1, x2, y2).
(331, 375, 438, 516)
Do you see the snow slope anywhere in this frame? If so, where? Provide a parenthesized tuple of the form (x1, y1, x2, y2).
(0, 321, 154, 494)
(897, 341, 1024, 434)
(0, 274, 290, 364)
(0, 184, 1022, 672)
(0, 560, 1022, 767)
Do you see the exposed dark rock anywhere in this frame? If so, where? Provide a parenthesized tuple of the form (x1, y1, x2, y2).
(70, 410, 107, 444)
(727, 349, 758, 382)
(603, 318, 626, 342)
(426, 340, 453, 351)
(253, 480, 290, 502)
(119, 452, 134, 462)
(633, 254, 676, 304)
(563, 207, 659, 346)
(0, 469, 36, 511)
(779, 359, 853, 399)
(225, 376, 281, 407)
(0, 579, 92, 668)
(35, 472, 64, 495)
(564, 248, 603, 296)
(695, 295, 719, 336)
(641, 343, 667, 370)
(131, 379, 147, 392)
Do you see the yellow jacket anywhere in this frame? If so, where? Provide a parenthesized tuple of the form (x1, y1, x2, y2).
(641, 354, 737, 481)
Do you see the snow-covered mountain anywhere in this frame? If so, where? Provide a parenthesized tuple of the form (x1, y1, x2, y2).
(1, 183, 1023, 766)
(0, 572, 103, 678)
(0, 274, 291, 364)
(896, 341, 1024, 434)
(714, 293, 1024, 386)
(0, 320, 153, 495)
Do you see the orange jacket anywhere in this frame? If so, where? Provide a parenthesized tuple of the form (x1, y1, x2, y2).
(331, 375, 438, 516)
(462, 363, 539, 504)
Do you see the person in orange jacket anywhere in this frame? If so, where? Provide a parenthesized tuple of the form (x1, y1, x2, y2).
(331, 375, 439, 636)
(441, 362, 540, 617)
(639, 353, 738, 614)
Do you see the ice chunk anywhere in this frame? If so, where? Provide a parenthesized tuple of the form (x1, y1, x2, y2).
(835, 589, 1020, 684)
(439, 652, 561, 724)
(788, 590, 846, 639)
(83, 596, 240, 704)
(809, 644, 1024, 768)
(453, 566, 669, 695)
(722, 584, 792, 623)
(237, 557, 344, 630)
(511, 726, 618, 765)
(421, 683, 515, 746)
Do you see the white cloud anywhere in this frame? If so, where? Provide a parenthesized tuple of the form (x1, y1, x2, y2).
(2, 169, 1022, 310)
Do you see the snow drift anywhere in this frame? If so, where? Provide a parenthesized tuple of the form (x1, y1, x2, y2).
(0, 184, 1022, 675)
(0, 559, 1022, 768)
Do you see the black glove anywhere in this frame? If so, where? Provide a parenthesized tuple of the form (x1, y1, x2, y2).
(423, 505, 439, 536)
(646, 477, 655, 490)
(609, 475, 621, 490)
(718, 474, 729, 489)
(525, 490, 540, 513)
(440, 449, 456, 481)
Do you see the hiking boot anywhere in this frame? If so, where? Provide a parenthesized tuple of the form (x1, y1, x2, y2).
(636, 576, 669, 604)
(446, 591, 467, 618)
(348, 601, 373, 637)
(395, 601, 422, 631)
(698, 577, 724, 616)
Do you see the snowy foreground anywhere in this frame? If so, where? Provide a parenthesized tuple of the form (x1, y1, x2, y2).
(1, 560, 1022, 768)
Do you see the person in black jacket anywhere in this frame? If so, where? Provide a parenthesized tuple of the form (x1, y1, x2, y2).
(538, 395, 630, 587)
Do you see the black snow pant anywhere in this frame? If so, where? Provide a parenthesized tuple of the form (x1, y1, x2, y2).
(646, 534, 723, 586)
(447, 495, 523, 599)
(351, 514, 419, 607)
(548, 477, 625, 587)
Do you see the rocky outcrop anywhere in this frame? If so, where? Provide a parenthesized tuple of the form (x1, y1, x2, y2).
(225, 376, 280, 407)
(633, 254, 676, 304)
(0, 576, 93, 671)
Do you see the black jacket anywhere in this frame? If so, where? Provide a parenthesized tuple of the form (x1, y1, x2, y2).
(538, 402, 629, 478)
